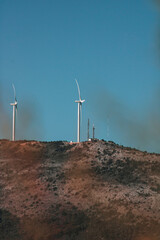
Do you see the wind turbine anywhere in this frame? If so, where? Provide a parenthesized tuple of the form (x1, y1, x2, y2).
(75, 79, 85, 143)
(10, 84, 18, 141)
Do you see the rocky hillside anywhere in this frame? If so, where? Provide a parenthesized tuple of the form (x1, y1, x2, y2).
(0, 139, 160, 240)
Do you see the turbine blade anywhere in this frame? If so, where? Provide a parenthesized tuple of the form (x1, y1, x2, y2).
(75, 79, 81, 101)
(12, 84, 17, 102)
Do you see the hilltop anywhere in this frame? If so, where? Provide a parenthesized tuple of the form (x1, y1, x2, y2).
(0, 139, 160, 240)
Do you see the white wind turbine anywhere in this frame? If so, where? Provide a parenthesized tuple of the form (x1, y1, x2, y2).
(75, 79, 85, 143)
(10, 84, 18, 141)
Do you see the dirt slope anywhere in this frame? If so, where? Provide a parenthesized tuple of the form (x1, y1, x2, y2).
(0, 139, 160, 240)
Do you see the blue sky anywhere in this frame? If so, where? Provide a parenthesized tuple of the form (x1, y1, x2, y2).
(0, 0, 160, 152)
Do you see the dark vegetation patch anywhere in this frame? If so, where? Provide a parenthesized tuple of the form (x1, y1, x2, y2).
(39, 142, 72, 190)
(151, 184, 160, 193)
(151, 161, 160, 175)
(44, 141, 74, 155)
(93, 143, 160, 187)
(21, 204, 88, 240)
(0, 185, 3, 197)
(0, 209, 20, 240)
(93, 155, 150, 185)
(76, 206, 160, 240)
(103, 148, 116, 156)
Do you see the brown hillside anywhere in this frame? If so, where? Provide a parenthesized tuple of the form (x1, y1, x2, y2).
(0, 139, 160, 240)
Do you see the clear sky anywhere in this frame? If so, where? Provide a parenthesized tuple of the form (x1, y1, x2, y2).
(0, 0, 160, 152)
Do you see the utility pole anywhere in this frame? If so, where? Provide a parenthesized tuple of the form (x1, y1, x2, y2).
(93, 124, 95, 139)
(87, 118, 90, 140)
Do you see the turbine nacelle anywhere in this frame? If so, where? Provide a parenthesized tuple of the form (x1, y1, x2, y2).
(75, 100, 85, 103)
(10, 101, 18, 106)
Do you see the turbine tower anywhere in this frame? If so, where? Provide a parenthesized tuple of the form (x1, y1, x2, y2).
(10, 84, 18, 141)
(93, 124, 95, 139)
(87, 118, 90, 141)
(75, 79, 85, 143)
